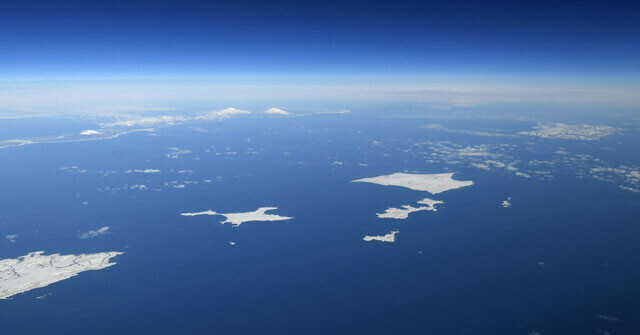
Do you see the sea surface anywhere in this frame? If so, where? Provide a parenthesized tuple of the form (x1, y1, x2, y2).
(1, 110, 639, 334)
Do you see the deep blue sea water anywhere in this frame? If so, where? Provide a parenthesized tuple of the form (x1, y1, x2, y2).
(0, 112, 639, 334)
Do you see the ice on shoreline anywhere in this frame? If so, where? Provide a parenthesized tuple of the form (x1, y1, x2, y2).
(181, 207, 293, 227)
(0, 251, 123, 300)
(353, 172, 473, 194)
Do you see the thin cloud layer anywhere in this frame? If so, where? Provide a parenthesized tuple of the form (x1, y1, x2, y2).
(125, 169, 161, 173)
(79, 226, 110, 239)
(80, 130, 102, 135)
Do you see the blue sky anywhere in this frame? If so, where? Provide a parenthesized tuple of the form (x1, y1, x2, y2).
(2, 0, 639, 79)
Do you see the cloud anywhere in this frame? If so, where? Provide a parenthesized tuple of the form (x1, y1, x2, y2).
(100, 107, 249, 128)
(166, 147, 192, 159)
(450, 99, 476, 108)
(125, 169, 161, 173)
(79, 226, 110, 239)
(80, 130, 102, 135)
(103, 115, 188, 127)
(597, 315, 619, 322)
(5, 234, 17, 243)
(177, 170, 193, 174)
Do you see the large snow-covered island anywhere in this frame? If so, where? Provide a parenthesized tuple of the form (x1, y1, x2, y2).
(352, 172, 473, 194)
(0, 251, 123, 300)
(181, 207, 293, 227)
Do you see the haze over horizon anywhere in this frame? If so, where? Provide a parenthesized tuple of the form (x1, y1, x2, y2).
(2, 0, 639, 111)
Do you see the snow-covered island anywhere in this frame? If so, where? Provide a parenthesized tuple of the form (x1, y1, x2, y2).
(377, 198, 444, 219)
(363, 231, 399, 243)
(0, 251, 123, 300)
(518, 123, 620, 140)
(79, 130, 102, 136)
(353, 172, 473, 194)
(264, 107, 291, 115)
(181, 207, 293, 227)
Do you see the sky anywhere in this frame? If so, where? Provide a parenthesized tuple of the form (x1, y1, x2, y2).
(0, 0, 639, 110)
(1, 0, 639, 79)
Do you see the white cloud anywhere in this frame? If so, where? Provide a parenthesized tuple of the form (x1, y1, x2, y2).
(79, 226, 110, 239)
(423, 124, 514, 138)
(597, 315, 619, 322)
(103, 115, 188, 128)
(125, 169, 161, 174)
(166, 147, 192, 159)
(177, 170, 194, 174)
(590, 165, 640, 193)
(5, 234, 17, 243)
(79, 130, 102, 136)
(450, 99, 476, 108)
(471, 163, 491, 171)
